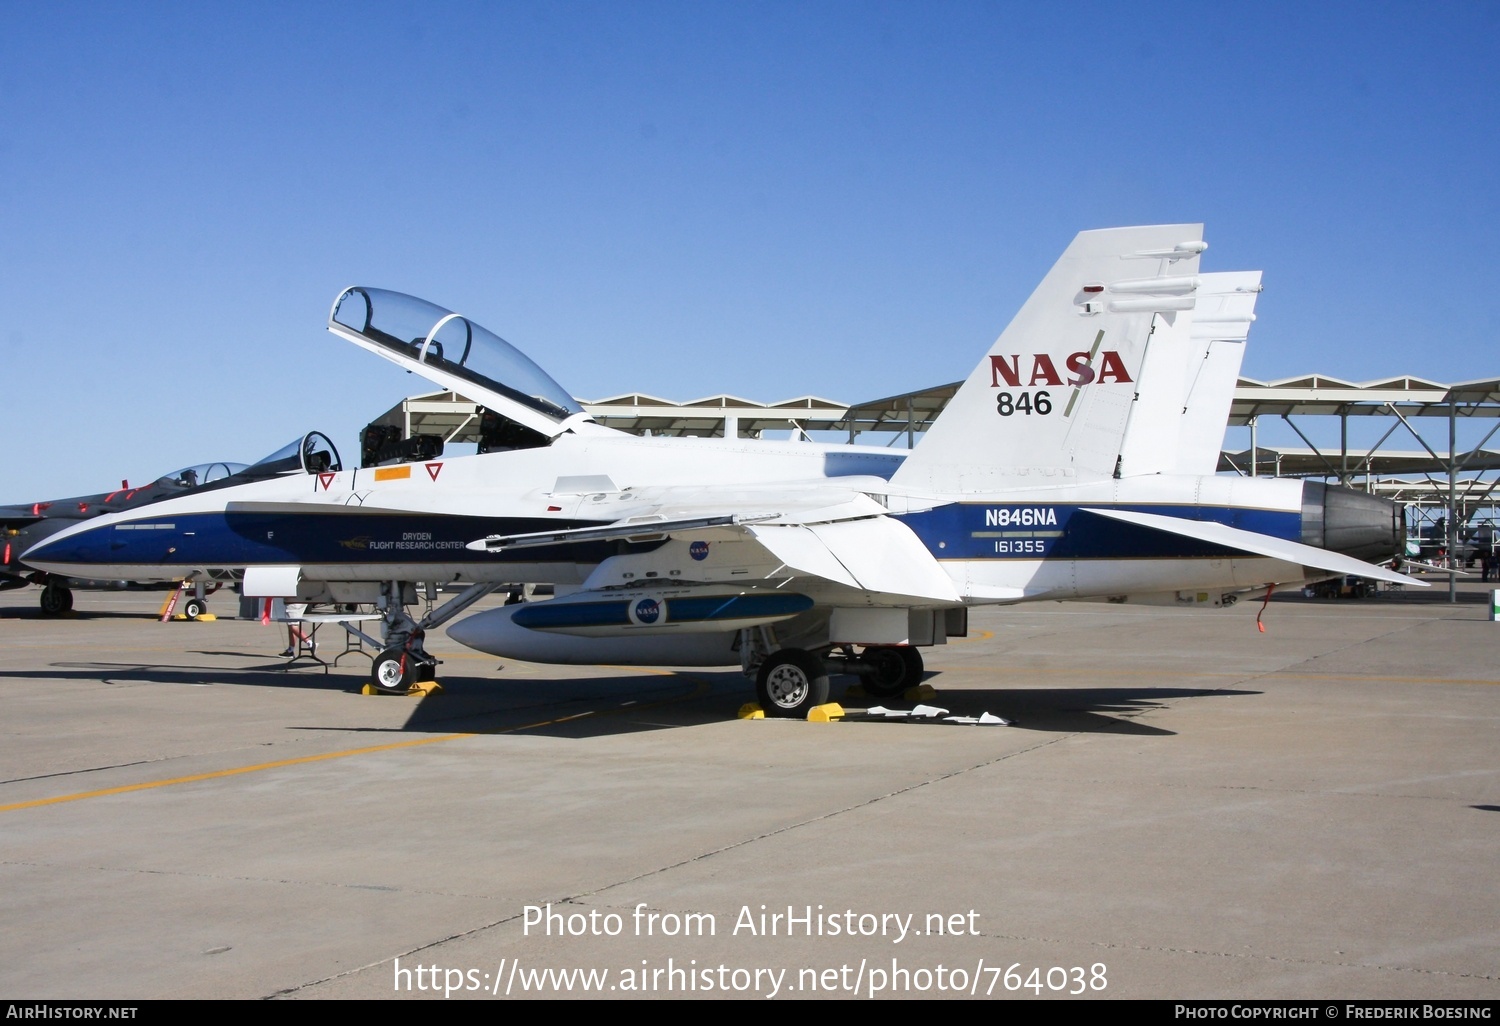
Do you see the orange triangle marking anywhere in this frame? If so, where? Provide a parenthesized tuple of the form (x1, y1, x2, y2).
(426, 463, 443, 481)
(318, 473, 335, 490)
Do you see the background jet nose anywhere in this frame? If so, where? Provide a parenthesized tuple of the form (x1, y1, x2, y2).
(1301, 480, 1404, 564)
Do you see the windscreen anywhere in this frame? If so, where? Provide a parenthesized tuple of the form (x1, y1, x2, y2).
(232, 432, 343, 483)
(160, 462, 248, 489)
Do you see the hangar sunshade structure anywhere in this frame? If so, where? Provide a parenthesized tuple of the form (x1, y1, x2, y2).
(1222, 375, 1500, 564)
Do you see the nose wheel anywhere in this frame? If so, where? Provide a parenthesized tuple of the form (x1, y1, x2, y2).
(39, 582, 73, 616)
(371, 648, 414, 692)
(370, 647, 438, 694)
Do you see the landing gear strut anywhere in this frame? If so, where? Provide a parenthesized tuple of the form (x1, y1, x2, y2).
(360, 581, 499, 693)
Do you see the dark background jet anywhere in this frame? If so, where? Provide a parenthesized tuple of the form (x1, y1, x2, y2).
(1, 461, 245, 614)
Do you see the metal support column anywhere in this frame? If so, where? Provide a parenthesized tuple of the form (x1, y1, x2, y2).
(1340, 411, 1349, 486)
(1449, 400, 1457, 603)
(1250, 417, 1258, 477)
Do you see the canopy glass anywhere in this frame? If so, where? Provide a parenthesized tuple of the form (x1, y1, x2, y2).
(330, 287, 583, 424)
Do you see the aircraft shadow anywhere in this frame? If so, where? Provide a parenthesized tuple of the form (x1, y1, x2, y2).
(0, 608, 165, 621)
(387, 670, 749, 738)
(0, 661, 357, 691)
(875, 682, 1258, 736)
(0, 660, 1255, 739)
(370, 672, 1254, 739)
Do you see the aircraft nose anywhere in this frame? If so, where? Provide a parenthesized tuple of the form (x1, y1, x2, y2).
(1301, 481, 1403, 564)
(21, 521, 109, 569)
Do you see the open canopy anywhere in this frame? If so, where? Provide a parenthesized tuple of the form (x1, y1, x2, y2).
(328, 287, 588, 438)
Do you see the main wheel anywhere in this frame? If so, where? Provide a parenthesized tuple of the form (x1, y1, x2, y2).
(899, 645, 924, 684)
(755, 648, 829, 718)
(371, 648, 414, 692)
(40, 583, 73, 616)
(183, 597, 207, 619)
(857, 646, 908, 698)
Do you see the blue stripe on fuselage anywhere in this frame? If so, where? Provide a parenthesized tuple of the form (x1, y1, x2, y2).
(26, 510, 635, 569)
(896, 503, 1301, 561)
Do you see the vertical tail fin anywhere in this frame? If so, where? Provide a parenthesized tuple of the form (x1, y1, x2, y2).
(1171, 270, 1261, 475)
(892, 224, 1208, 493)
(1113, 270, 1262, 477)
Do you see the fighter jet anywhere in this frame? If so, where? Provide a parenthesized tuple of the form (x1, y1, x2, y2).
(1, 461, 245, 615)
(25, 225, 1414, 712)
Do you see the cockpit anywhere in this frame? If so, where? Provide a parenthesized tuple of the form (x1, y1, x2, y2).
(328, 287, 588, 439)
(170, 433, 342, 495)
(159, 461, 247, 490)
(236, 432, 343, 481)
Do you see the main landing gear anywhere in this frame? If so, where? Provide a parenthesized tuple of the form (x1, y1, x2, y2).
(856, 645, 925, 699)
(742, 631, 928, 717)
(755, 649, 830, 718)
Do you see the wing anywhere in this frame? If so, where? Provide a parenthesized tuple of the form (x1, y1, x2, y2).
(469, 482, 962, 604)
(745, 519, 961, 602)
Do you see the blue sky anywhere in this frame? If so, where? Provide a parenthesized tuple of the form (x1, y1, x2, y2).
(3, 2, 1497, 497)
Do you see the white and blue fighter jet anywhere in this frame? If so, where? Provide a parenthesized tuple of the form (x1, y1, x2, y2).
(26, 225, 1416, 713)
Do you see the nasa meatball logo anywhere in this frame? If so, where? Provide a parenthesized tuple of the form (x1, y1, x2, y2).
(630, 598, 663, 626)
(689, 540, 710, 561)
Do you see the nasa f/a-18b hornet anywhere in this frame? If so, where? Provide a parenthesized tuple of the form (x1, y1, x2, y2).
(26, 225, 1415, 714)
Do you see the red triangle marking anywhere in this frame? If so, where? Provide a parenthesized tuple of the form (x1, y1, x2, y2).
(426, 462, 443, 481)
(318, 473, 335, 490)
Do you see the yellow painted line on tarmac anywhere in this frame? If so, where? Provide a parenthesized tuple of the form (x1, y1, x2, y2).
(1, 677, 711, 815)
(949, 629, 994, 645)
(0, 733, 473, 813)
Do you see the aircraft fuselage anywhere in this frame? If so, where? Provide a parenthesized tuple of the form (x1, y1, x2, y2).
(24, 430, 1396, 606)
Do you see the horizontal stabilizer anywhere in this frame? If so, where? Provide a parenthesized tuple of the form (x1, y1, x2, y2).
(750, 517, 962, 602)
(1081, 508, 1425, 587)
